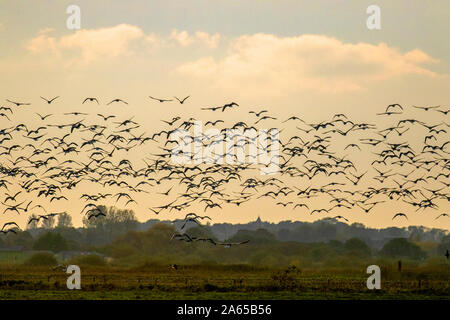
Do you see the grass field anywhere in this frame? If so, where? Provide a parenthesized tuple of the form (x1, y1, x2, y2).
(0, 262, 448, 300)
(0, 252, 33, 264)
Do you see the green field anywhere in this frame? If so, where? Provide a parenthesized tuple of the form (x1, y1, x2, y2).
(0, 252, 33, 264)
(0, 263, 448, 300)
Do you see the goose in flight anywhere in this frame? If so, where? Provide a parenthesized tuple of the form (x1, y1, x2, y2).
(205, 119, 224, 126)
(255, 115, 277, 124)
(40, 96, 59, 104)
(345, 144, 361, 151)
(36, 113, 53, 120)
(311, 208, 329, 215)
(195, 238, 217, 245)
(83, 97, 100, 105)
(276, 201, 293, 207)
(201, 106, 222, 111)
(377, 111, 402, 116)
(294, 203, 309, 210)
(149, 96, 173, 103)
(171, 233, 194, 242)
(249, 110, 268, 117)
(217, 240, 250, 248)
(6, 99, 30, 107)
(174, 96, 190, 104)
(204, 203, 222, 212)
(435, 213, 449, 220)
(4, 191, 22, 203)
(184, 213, 211, 221)
(385, 103, 403, 111)
(87, 210, 106, 219)
(174, 218, 200, 230)
(52, 264, 67, 272)
(283, 116, 304, 123)
(0, 106, 12, 113)
(435, 108, 450, 115)
(148, 208, 162, 215)
(392, 212, 408, 220)
(107, 99, 128, 105)
(97, 113, 116, 121)
(412, 105, 440, 111)
(2, 202, 25, 215)
(176, 213, 212, 230)
(161, 117, 180, 126)
(158, 186, 173, 196)
(0, 228, 17, 234)
(332, 215, 349, 222)
(1, 222, 19, 232)
(222, 102, 239, 112)
(27, 213, 58, 225)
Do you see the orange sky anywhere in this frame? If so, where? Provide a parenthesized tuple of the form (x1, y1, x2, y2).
(0, 1, 448, 231)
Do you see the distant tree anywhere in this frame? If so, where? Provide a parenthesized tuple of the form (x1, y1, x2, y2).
(41, 215, 56, 229)
(227, 228, 277, 244)
(277, 228, 292, 241)
(57, 212, 73, 228)
(310, 244, 334, 262)
(4, 231, 34, 250)
(57, 227, 82, 251)
(293, 224, 314, 242)
(436, 234, 450, 257)
(346, 223, 368, 239)
(316, 223, 337, 241)
(33, 232, 68, 253)
(83, 206, 137, 229)
(379, 238, 426, 260)
(82, 206, 138, 245)
(384, 227, 407, 238)
(344, 238, 371, 257)
(25, 252, 58, 266)
(106, 223, 176, 259)
(185, 225, 217, 240)
(328, 240, 345, 252)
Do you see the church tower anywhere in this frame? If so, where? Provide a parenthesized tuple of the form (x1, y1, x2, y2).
(256, 216, 262, 229)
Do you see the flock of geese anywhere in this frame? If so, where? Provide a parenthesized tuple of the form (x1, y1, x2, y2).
(0, 96, 448, 249)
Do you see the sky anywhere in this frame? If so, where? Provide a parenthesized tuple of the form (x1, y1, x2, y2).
(0, 1, 449, 230)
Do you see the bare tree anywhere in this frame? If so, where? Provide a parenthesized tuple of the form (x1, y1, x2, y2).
(57, 212, 73, 228)
(42, 215, 55, 229)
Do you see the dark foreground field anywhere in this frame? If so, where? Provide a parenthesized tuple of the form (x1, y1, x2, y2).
(0, 264, 449, 300)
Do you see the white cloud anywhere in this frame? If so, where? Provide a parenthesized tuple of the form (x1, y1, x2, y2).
(26, 25, 220, 64)
(26, 24, 151, 64)
(59, 24, 144, 62)
(177, 33, 438, 94)
(194, 31, 220, 49)
(170, 29, 194, 47)
(26, 33, 58, 54)
(169, 29, 220, 48)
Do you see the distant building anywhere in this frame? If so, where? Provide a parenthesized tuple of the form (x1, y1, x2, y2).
(256, 216, 262, 229)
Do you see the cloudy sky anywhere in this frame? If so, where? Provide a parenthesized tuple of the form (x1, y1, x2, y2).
(0, 1, 449, 229)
